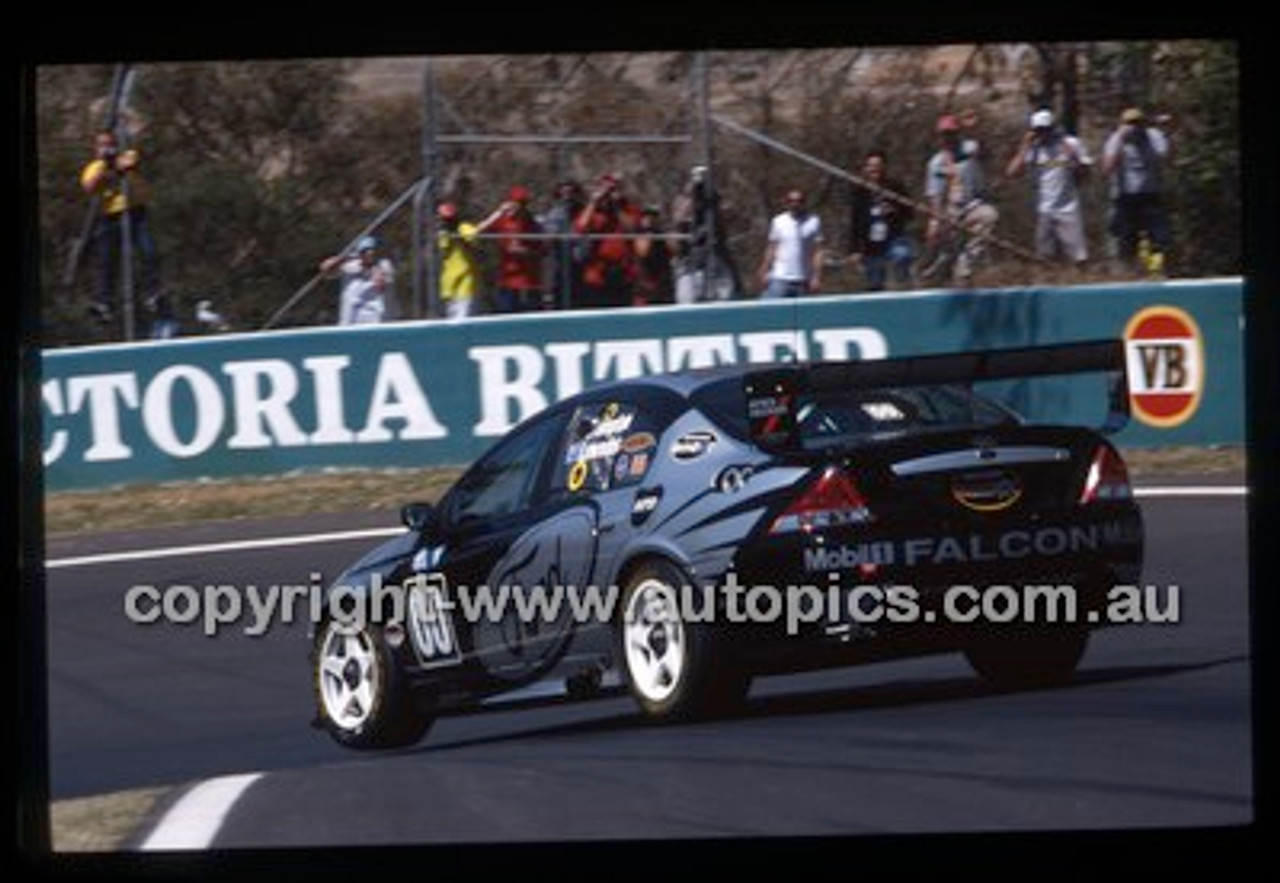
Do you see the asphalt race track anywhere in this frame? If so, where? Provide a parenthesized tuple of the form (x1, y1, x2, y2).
(42, 485, 1254, 850)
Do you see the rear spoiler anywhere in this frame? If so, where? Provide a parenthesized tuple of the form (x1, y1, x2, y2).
(743, 339, 1130, 448)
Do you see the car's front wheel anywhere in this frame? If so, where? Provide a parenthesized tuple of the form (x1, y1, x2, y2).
(312, 618, 434, 750)
(617, 560, 750, 720)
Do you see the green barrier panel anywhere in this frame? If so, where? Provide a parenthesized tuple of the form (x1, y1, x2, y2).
(39, 278, 1245, 490)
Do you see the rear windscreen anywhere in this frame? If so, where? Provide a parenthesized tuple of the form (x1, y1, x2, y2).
(693, 378, 1018, 449)
(795, 386, 1017, 449)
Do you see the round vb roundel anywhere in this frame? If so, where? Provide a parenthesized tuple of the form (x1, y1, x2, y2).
(1123, 305, 1204, 428)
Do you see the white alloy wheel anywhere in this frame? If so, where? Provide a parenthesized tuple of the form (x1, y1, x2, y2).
(622, 577, 687, 704)
(317, 623, 383, 734)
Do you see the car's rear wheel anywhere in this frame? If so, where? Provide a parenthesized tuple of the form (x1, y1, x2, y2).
(313, 618, 434, 749)
(617, 560, 751, 720)
(963, 625, 1089, 689)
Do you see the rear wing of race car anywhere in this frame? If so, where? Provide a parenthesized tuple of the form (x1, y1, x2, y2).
(743, 339, 1130, 450)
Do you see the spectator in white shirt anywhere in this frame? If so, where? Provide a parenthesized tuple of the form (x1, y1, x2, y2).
(319, 235, 396, 325)
(758, 189, 823, 299)
(1006, 108, 1093, 267)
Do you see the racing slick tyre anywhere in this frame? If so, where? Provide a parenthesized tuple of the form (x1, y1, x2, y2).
(617, 560, 752, 721)
(313, 618, 434, 750)
(963, 624, 1090, 690)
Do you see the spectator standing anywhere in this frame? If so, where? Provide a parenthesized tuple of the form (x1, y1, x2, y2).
(1005, 109, 1093, 267)
(846, 150, 915, 290)
(319, 235, 395, 325)
(435, 202, 482, 319)
(758, 189, 823, 299)
(671, 165, 741, 304)
(79, 129, 162, 327)
(541, 180, 586, 309)
(573, 173, 643, 309)
(633, 206, 675, 306)
(958, 108, 989, 201)
(923, 113, 999, 284)
(1102, 107, 1173, 275)
(479, 185, 545, 313)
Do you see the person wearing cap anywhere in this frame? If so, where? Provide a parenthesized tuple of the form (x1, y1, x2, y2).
(435, 202, 482, 320)
(1006, 108, 1093, 268)
(573, 172, 643, 309)
(923, 113, 999, 284)
(319, 234, 396, 325)
(1102, 107, 1172, 275)
(476, 185, 545, 313)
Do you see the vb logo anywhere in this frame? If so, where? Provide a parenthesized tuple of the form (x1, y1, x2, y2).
(1123, 305, 1204, 428)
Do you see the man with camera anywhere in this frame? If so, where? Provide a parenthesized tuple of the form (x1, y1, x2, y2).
(478, 185, 545, 314)
(573, 173, 643, 309)
(1006, 109, 1093, 269)
(319, 235, 395, 325)
(1102, 107, 1173, 275)
(671, 166, 741, 304)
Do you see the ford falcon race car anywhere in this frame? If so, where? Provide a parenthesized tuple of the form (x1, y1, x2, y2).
(310, 340, 1143, 749)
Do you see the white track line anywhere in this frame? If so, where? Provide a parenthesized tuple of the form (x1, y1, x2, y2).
(138, 772, 262, 851)
(46, 527, 403, 570)
(44, 485, 1246, 571)
(1133, 486, 1248, 497)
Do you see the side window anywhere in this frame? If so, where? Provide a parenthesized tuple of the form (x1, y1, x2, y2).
(553, 400, 661, 496)
(449, 416, 561, 523)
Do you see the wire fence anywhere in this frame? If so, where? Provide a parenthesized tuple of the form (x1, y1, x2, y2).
(40, 46, 1238, 343)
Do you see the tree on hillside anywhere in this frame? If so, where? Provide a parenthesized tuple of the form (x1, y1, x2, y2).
(39, 59, 425, 341)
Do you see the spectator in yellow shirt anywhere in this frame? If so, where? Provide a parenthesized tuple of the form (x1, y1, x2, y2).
(79, 129, 161, 326)
(436, 202, 481, 319)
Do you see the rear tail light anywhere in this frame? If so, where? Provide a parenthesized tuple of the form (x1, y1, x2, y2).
(1079, 444, 1132, 503)
(770, 466, 874, 535)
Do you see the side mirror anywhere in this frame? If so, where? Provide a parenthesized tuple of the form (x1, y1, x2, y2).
(401, 502, 437, 533)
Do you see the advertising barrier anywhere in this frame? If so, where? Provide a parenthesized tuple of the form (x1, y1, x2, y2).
(40, 279, 1246, 491)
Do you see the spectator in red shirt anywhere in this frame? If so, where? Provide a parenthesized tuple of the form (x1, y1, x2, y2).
(479, 185, 545, 313)
(573, 173, 642, 309)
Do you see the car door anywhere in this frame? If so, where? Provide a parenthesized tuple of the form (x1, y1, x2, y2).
(434, 408, 576, 686)
(433, 390, 677, 691)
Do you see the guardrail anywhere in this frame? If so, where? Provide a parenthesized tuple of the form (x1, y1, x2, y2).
(40, 278, 1245, 491)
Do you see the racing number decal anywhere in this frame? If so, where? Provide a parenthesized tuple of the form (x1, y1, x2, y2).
(406, 574, 461, 668)
(1124, 305, 1204, 428)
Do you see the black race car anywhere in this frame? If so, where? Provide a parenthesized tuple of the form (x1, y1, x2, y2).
(310, 340, 1142, 749)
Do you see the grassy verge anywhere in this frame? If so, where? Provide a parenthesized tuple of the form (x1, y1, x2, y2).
(43, 447, 1245, 539)
(49, 786, 171, 852)
(1119, 445, 1246, 477)
(44, 467, 464, 538)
